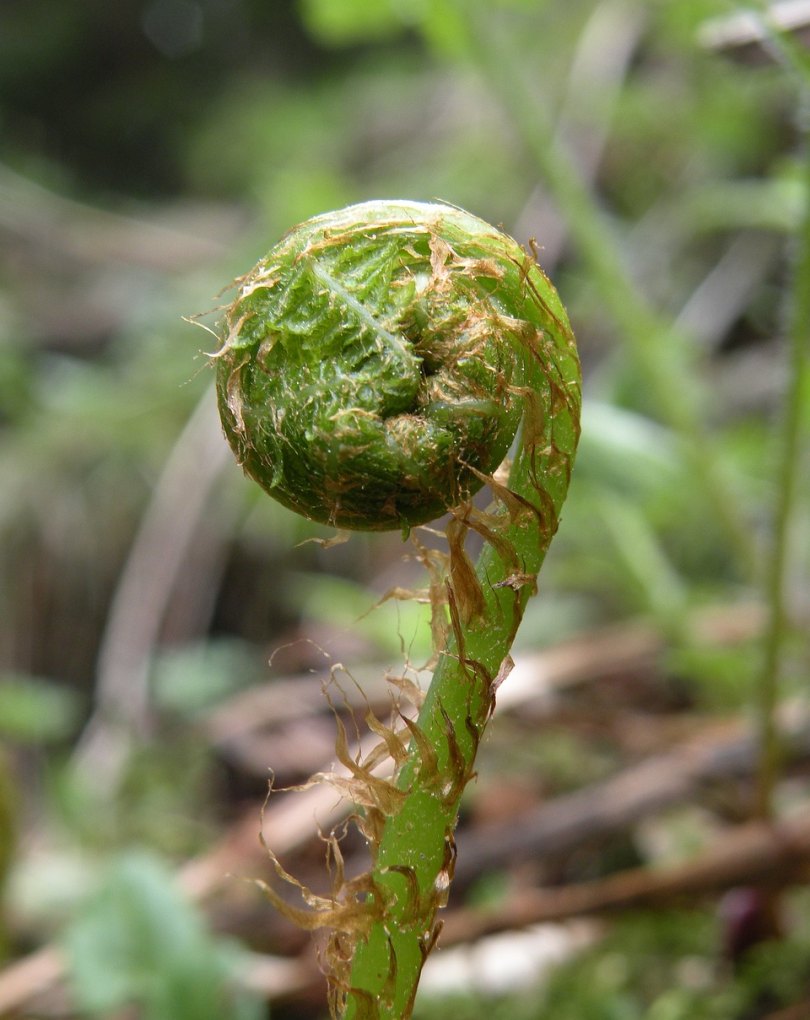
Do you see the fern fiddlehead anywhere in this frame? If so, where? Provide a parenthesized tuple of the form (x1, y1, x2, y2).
(214, 200, 581, 1018)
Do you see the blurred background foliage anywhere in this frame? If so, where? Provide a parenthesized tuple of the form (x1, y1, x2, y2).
(1, 0, 809, 1017)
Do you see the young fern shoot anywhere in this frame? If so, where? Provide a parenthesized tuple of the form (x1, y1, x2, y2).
(213, 200, 581, 1019)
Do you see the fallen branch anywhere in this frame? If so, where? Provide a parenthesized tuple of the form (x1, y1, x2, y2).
(454, 704, 810, 883)
(443, 808, 810, 943)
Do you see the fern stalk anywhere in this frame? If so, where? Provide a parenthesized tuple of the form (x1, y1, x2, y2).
(755, 104, 810, 819)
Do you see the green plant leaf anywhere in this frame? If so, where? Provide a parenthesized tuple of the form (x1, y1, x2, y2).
(63, 852, 262, 1020)
(0, 674, 81, 742)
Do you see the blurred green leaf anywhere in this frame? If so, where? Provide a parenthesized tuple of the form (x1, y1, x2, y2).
(298, 0, 405, 45)
(292, 572, 434, 662)
(665, 641, 757, 711)
(575, 402, 683, 501)
(151, 638, 265, 716)
(0, 674, 81, 741)
(63, 852, 262, 1020)
(599, 493, 689, 627)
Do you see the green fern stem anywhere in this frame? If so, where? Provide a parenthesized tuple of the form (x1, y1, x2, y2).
(214, 200, 581, 1018)
(344, 410, 579, 1018)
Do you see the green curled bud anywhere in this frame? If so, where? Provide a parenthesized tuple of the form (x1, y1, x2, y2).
(215, 199, 571, 532)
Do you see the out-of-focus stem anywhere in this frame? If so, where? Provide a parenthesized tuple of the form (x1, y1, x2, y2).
(755, 114, 810, 819)
(457, 1, 759, 579)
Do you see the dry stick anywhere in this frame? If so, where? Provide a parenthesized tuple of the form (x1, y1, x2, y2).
(0, 947, 65, 1019)
(0, 162, 237, 271)
(454, 705, 810, 884)
(71, 390, 231, 794)
(443, 809, 810, 944)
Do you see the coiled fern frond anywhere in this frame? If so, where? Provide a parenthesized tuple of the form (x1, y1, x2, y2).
(213, 200, 581, 1018)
